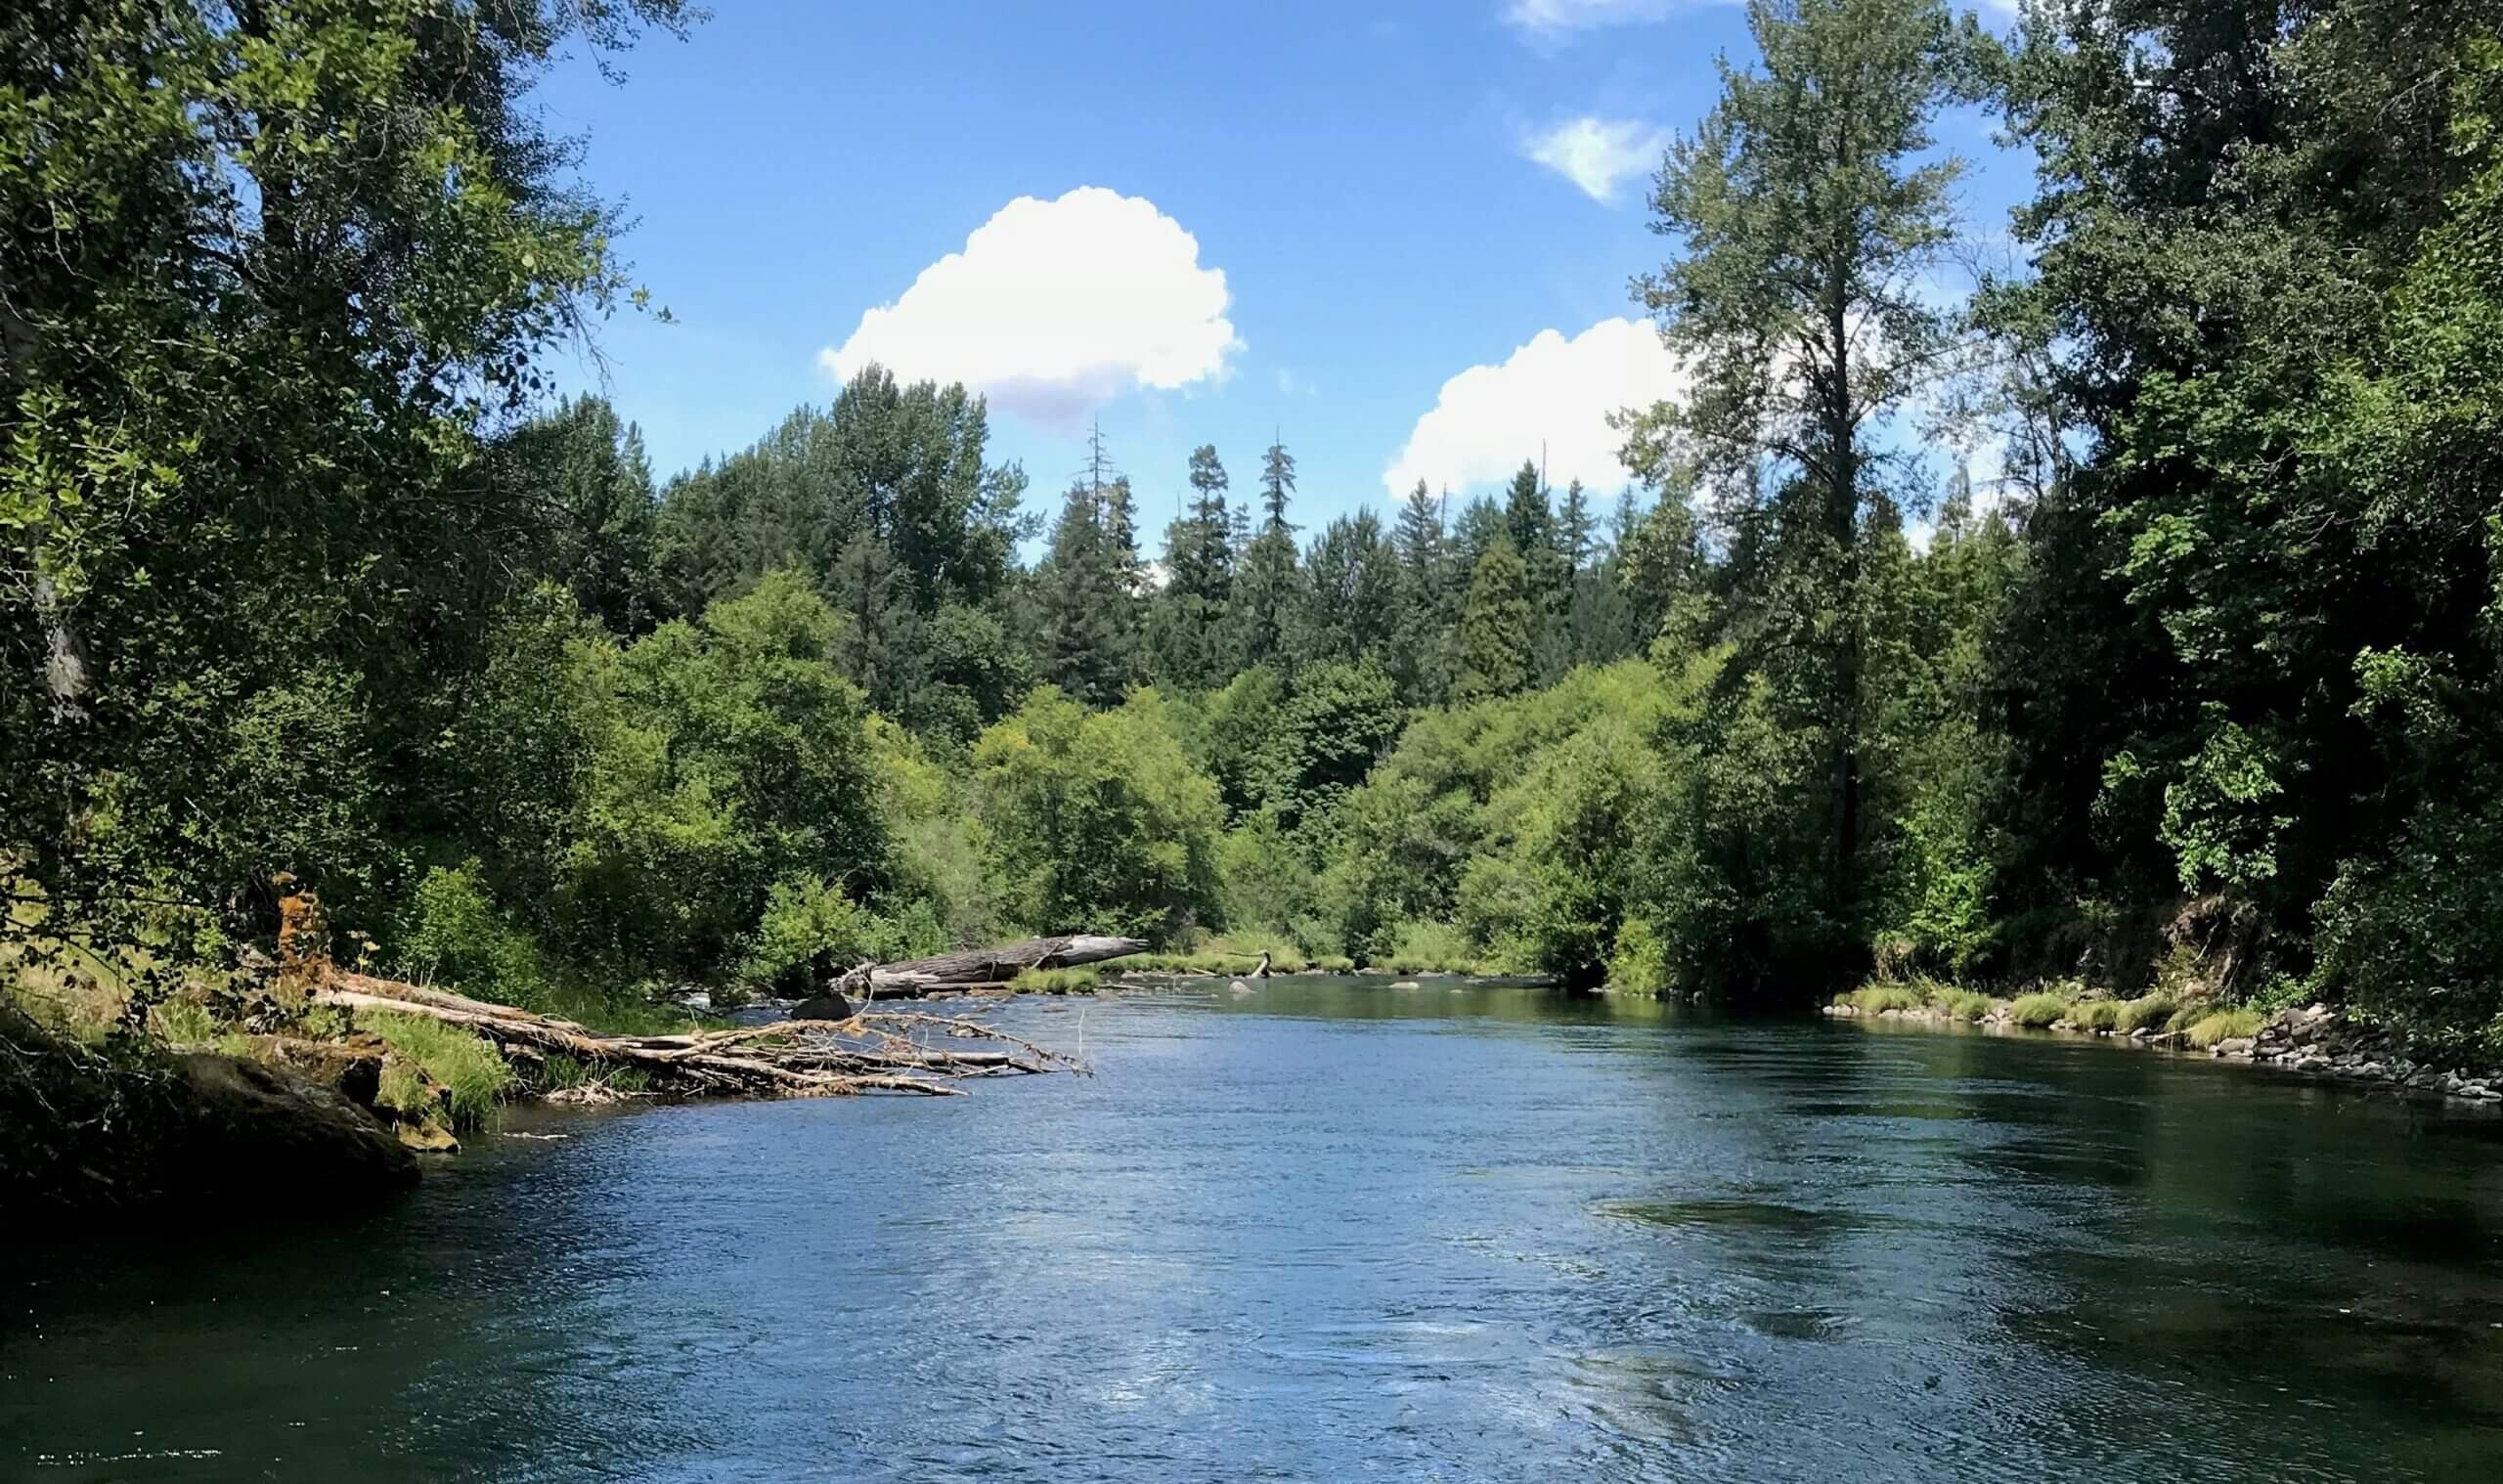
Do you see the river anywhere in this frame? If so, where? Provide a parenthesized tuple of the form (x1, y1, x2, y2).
(7, 978, 2503, 1481)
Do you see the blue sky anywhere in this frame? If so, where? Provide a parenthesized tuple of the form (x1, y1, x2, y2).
(535, 1, 2029, 535)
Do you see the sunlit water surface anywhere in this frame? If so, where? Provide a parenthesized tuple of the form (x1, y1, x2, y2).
(8, 978, 2503, 1481)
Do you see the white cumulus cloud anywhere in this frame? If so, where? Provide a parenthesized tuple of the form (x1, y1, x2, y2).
(1383, 318, 1686, 499)
(820, 186, 1241, 427)
(1524, 116, 1669, 203)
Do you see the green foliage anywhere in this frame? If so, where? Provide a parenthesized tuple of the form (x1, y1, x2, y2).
(534, 1054, 650, 1097)
(970, 688, 1223, 943)
(1606, 918, 1673, 995)
(2115, 995, 2179, 1034)
(738, 877, 944, 993)
(1382, 921, 1484, 977)
(1456, 538, 1534, 699)
(396, 861, 554, 1009)
(22, 0, 2503, 1081)
(1842, 985, 1924, 1014)
(1215, 809, 1319, 946)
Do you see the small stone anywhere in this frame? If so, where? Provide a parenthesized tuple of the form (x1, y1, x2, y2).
(394, 1120, 459, 1155)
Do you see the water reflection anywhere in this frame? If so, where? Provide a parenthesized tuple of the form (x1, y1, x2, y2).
(7, 977, 2503, 1481)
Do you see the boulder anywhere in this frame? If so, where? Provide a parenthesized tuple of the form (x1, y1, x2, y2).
(789, 988, 856, 1023)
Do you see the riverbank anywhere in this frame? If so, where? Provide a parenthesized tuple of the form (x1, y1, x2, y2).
(0, 1001, 417, 1220)
(1825, 985, 2503, 1103)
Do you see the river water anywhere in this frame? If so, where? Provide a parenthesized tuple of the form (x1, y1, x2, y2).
(8, 978, 2503, 1481)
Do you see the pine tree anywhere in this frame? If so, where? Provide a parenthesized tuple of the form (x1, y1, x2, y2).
(1033, 478, 1136, 706)
(1171, 444, 1236, 600)
(1152, 446, 1238, 690)
(1295, 510, 1397, 667)
(1259, 434, 1299, 534)
(1233, 434, 1303, 672)
(1456, 538, 1534, 700)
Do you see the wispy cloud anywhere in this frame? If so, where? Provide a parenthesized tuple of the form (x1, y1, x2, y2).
(1523, 116, 1670, 204)
(1503, 0, 1691, 39)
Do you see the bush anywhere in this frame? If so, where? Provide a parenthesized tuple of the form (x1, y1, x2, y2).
(395, 859, 555, 1007)
(2183, 1008, 2264, 1048)
(1843, 984, 1924, 1013)
(737, 876, 944, 993)
(2115, 994, 2178, 1032)
(1606, 917, 1673, 995)
(2009, 992, 2070, 1028)
(971, 688, 1224, 942)
(366, 1011, 515, 1132)
(1215, 807, 1319, 945)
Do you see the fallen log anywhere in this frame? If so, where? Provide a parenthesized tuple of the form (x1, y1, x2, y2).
(309, 972, 1084, 1101)
(863, 934, 1147, 996)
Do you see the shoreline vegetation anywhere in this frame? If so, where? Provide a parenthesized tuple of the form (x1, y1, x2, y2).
(1826, 981, 2503, 1104)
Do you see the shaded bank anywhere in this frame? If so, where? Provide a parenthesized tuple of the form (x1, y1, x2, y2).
(0, 1003, 415, 1221)
(1827, 992, 2503, 1105)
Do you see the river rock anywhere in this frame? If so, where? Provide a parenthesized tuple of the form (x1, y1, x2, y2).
(2214, 1036, 2257, 1058)
(790, 989, 856, 1022)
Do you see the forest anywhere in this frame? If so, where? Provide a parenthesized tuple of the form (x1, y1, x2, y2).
(8, 0, 2503, 1061)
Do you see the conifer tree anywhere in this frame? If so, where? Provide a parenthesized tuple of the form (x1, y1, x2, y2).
(1457, 538, 1534, 700)
(1233, 434, 1303, 673)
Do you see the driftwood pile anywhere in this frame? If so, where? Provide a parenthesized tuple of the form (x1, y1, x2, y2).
(309, 972, 1089, 1100)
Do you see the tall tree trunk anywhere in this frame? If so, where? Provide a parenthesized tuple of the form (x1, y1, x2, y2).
(1825, 263, 1861, 952)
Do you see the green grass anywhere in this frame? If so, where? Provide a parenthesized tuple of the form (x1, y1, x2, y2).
(1310, 954, 1355, 974)
(1381, 921, 1481, 976)
(1119, 938, 1305, 977)
(365, 1011, 516, 1132)
(534, 1052, 650, 1096)
(1939, 989, 1997, 1022)
(1839, 984, 1925, 1013)
(2068, 999, 2124, 1032)
(522, 982, 716, 1037)
(2115, 994, 2178, 1033)
(2008, 992, 2071, 1028)
(2183, 1008, 2265, 1049)
(1009, 966, 1099, 994)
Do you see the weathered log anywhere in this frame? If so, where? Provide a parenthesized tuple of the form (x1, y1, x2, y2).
(309, 988, 1079, 1101)
(865, 934, 1146, 994)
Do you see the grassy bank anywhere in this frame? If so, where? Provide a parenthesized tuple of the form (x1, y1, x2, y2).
(1830, 978, 2280, 1048)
